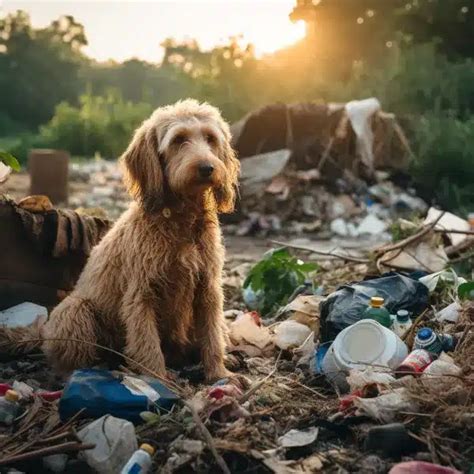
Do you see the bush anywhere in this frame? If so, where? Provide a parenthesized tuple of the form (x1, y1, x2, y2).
(39, 90, 152, 159)
(411, 113, 474, 216)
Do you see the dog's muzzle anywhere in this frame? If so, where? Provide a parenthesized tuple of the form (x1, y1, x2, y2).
(198, 163, 214, 179)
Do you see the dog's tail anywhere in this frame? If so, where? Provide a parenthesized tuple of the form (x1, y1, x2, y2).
(0, 317, 44, 357)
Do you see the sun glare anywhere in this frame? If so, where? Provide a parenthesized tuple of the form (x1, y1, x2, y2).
(251, 19, 306, 56)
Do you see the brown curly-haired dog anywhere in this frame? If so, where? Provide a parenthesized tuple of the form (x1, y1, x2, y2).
(42, 99, 240, 382)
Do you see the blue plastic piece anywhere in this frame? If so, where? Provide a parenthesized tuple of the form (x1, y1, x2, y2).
(417, 328, 433, 341)
(315, 342, 332, 374)
(59, 369, 179, 423)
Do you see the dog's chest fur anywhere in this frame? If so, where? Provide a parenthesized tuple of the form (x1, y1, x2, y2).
(147, 214, 221, 351)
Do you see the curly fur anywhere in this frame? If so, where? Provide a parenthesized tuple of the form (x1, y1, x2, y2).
(41, 99, 240, 381)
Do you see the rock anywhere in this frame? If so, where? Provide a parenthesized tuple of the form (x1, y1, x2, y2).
(364, 423, 416, 456)
(357, 214, 387, 235)
(43, 454, 68, 473)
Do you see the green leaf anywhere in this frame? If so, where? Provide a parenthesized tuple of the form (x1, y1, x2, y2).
(0, 151, 21, 172)
(297, 262, 319, 273)
(458, 281, 474, 300)
(243, 247, 318, 316)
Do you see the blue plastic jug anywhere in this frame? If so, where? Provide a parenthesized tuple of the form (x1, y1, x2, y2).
(59, 369, 179, 423)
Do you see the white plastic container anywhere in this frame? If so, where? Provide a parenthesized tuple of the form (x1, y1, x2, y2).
(78, 415, 137, 474)
(120, 444, 154, 474)
(322, 319, 408, 391)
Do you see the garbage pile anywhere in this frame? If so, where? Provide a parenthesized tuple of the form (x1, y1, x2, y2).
(1, 212, 472, 473)
(68, 159, 129, 220)
(229, 99, 427, 239)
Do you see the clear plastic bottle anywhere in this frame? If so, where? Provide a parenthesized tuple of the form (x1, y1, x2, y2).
(0, 390, 19, 425)
(120, 443, 154, 474)
(363, 296, 392, 328)
(392, 310, 412, 337)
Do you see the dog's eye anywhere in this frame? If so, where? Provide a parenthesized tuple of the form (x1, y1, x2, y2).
(172, 134, 187, 146)
(205, 133, 217, 145)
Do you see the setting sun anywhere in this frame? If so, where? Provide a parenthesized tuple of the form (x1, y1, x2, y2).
(241, 18, 306, 56)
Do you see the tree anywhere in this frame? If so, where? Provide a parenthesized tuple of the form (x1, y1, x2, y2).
(0, 11, 87, 131)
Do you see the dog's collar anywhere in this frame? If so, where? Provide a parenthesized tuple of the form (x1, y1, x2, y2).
(162, 207, 171, 218)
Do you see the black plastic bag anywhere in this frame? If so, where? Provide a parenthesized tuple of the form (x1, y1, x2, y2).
(319, 273, 429, 342)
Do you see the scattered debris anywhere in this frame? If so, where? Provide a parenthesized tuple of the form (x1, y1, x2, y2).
(278, 426, 319, 448)
(1, 101, 473, 473)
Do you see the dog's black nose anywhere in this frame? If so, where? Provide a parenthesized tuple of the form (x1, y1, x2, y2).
(199, 163, 214, 178)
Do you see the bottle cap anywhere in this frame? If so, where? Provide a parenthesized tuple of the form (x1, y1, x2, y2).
(5, 390, 19, 402)
(417, 328, 433, 341)
(140, 443, 155, 456)
(396, 310, 409, 321)
(370, 296, 384, 308)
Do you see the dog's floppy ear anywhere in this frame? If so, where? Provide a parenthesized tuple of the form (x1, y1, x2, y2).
(214, 137, 240, 214)
(120, 121, 164, 212)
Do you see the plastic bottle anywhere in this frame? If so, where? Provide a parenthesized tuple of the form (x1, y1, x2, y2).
(120, 444, 154, 474)
(414, 328, 443, 355)
(392, 310, 412, 338)
(0, 390, 20, 425)
(440, 333, 457, 352)
(363, 296, 392, 328)
(396, 349, 435, 377)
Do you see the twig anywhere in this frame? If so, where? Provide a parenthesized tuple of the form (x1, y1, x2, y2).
(0, 442, 95, 466)
(434, 229, 474, 235)
(375, 211, 446, 256)
(36, 431, 73, 445)
(241, 351, 282, 403)
(280, 376, 328, 399)
(271, 240, 370, 264)
(184, 401, 231, 474)
(11, 337, 183, 395)
(402, 309, 429, 344)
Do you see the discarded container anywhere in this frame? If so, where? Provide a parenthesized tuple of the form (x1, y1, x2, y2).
(414, 328, 443, 355)
(440, 334, 457, 352)
(59, 369, 179, 423)
(363, 296, 392, 328)
(392, 310, 412, 338)
(120, 443, 154, 474)
(320, 273, 429, 342)
(78, 415, 137, 474)
(322, 319, 408, 391)
(396, 349, 434, 377)
(29, 149, 69, 204)
(0, 389, 19, 425)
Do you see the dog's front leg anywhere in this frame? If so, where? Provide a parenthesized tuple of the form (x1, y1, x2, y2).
(194, 275, 231, 382)
(121, 287, 166, 378)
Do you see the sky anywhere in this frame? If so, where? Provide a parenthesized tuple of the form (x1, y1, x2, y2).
(0, 0, 306, 63)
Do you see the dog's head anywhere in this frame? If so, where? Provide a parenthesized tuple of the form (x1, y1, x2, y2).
(120, 99, 240, 214)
